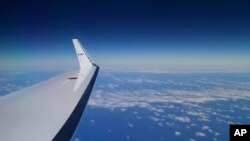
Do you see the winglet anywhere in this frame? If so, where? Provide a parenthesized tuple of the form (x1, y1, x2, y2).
(72, 39, 93, 68)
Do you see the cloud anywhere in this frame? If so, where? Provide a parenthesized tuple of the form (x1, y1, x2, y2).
(150, 116, 164, 122)
(175, 131, 181, 136)
(120, 108, 127, 111)
(158, 122, 164, 127)
(107, 83, 119, 89)
(195, 131, 206, 137)
(127, 122, 134, 128)
(201, 125, 213, 133)
(87, 72, 250, 136)
(168, 114, 191, 123)
(186, 111, 209, 122)
(126, 135, 130, 140)
(88, 83, 250, 111)
(202, 126, 210, 130)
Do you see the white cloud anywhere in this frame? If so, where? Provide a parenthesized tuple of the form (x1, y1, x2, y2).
(136, 116, 142, 119)
(201, 125, 213, 133)
(88, 82, 250, 111)
(175, 116, 191, 123)
(214, 132, 220, 136)
(195, 131, 206, 137)
(168, 114, 191, 123)
(186, 111, 209, 122)
(158, 122, 164, 127)
(90, 119, 95, 123)
(87, 74, 250, 136)
(120, 108, 127, 111)
(150, 116, 161, 122)
(175, 131, 181, 136)
(127, 122, 134, 127)
(107, 83, 119, 89)
(126, 135, 130, 140)
(202, 126, 210, 130)
(165, 122, 175, 127)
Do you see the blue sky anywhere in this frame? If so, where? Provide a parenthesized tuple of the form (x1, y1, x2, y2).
(0, 0, 250, 72)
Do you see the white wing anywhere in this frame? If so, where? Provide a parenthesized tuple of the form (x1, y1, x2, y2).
(0, 39, 99, 141)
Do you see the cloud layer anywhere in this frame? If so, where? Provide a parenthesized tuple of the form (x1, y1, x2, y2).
(88, 72, 250, 110)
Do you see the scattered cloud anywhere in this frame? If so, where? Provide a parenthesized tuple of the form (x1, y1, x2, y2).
(202, 125, 209, 130)
(195, 131, 206, 137)
(175, 131, 181, 136)
(107, 83, 119, 89)
(89, 81, 250, 111)
(188, 138, 195, 141)
(90, 119, 95, 123)
(168, 114, 191, 123)
(89, 72, 250, 112)
(186, 111, 209, 122)
(158, 122, 164, 127)
(127, 122, 134, 128)
(126, 135, 130, 140)
(150, 116, 161, 122)
(120, 108, 127, 111)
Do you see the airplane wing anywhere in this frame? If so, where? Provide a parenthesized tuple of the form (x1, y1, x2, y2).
(0, 39, 99, 141)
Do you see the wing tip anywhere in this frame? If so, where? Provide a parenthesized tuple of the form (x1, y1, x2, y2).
(72, 38, 95, 67)
(72, 38, 78, 42)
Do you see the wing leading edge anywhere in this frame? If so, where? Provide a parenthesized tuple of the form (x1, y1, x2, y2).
(0, 39, 99, 141)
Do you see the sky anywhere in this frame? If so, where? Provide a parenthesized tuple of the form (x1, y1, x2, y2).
(0, 0, 250, 72)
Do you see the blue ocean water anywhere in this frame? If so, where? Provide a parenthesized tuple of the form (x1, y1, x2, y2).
(0, 70, 250, 141)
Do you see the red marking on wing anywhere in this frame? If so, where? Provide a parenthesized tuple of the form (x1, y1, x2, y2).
(68, 77, 78, 80)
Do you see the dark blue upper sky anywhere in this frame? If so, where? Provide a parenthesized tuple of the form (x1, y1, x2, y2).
(1, 0, 250, 71)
